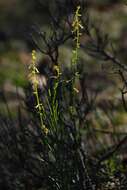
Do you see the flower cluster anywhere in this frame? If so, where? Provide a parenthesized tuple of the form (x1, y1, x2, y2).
(72, 6, 83, 49)
(29, 50, 49, 135)
(71, 6, 83, 93)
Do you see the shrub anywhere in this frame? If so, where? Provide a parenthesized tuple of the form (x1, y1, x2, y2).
(1, 1, 127, 189)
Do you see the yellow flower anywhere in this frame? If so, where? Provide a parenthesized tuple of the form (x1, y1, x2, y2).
(42, 125, 49, 135)
(73, 87, 79, 93)
(32, 50, 36, 62)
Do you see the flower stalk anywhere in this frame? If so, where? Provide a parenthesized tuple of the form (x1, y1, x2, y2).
(29, 50, 48, 135)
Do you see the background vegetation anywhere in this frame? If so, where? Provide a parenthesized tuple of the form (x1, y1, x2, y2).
(1, 0, 127, 189)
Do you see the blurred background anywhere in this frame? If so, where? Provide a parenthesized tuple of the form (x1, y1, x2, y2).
(0, 0, 126, 86)
(1, 0, 127, 151)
